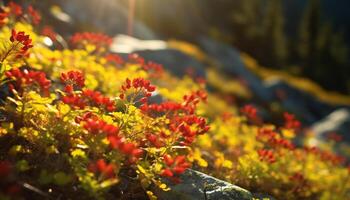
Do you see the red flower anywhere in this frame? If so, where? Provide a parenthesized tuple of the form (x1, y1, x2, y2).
(258, 149, 276, 163)
(8, 2, 23, 17)
(0, 11, 9, 27)
(146, 133, 164, 148)
(257, 127, 295, 150)
(82, 89, 116, 112)
(61, 89, 115, 112)
(70, 32, 112, 50)
(81, 116, 143, 162)
(105, 53, 124, 65)
(143, 61, 164, 77)
(27, 6, 41, 25)
(283, 112, 301, 130)
(119, 78, 156, 105)
(61, 94, 86, 109)
(5, 68, 51, 95)
(240, 104, 261, 124)
(161, 154, 190, 178)
(83, 118, 119, 135)
(9, 29, 33, 59)
(60, 70, 85, 91)
(327, 132, 343, 142)
(128, 53, 145, 66)
(161, 168, 173, 177)
(88, 159, 116, 179)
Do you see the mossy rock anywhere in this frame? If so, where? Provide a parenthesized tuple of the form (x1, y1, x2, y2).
(155, 169, 253, 200)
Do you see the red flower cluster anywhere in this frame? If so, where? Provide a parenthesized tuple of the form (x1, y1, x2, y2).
(83, 118, 119, 135)
(5, 68, 51, 94)
(221, 112, 234, 122)
(161, 154, 190, 179)
(8, 2, 23, 17)
(81, 116, 143, 164)
(283, 112, 301, 130)
(127, 54, 164, 77)
(0, 2, 22, 26)
(60, 70, 85, 93)
(141, 90, 209, 147)
(82, 89, 116, 111)
(177, 115, 210, 144)
(27, 6, 41, 25)
(108, 134, 144, 164)
(10, 29, 33, 58)
(62, 89, 116, 112)
(141, 101, 182, 114)
(257, 149, 276, 163)
(240, 104, 261, 124)
(128, 53, 145, 66)
(60, 72, 115, 111)
(270, 138, 295, 150)
(119, 78, 156, 103)
(142, 90, 207, 116)
(183, 90, 207, 105)
(327, 132, 343, 142)
(0, 10, 8, 26)
(181, 90, 207, 114)
(88, 159, 116, 179)
(257, 128, 295, 150)
(146, 133, 165, 148)
(61, 94, 86, 109)
(303, 146, 345, 165)
(143, 61, 164, 77)
(142, 115, 209, 148)
(105, 53, 124, 65)
(70, 32, 113, 50)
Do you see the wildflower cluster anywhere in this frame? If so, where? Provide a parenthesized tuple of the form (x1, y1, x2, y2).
(193, 105, 350, 200)
(70, 32, 113, 51)
(0, 4, 209, 199)
(0, 2, 349, 200)
(0, 2, 40, 26)
(5, 67, 51, 94)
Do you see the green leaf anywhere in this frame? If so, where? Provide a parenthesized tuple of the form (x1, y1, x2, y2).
(38, 170, 52, 185)
(16, 160, 30, 172)
(53, 172, 72, 186)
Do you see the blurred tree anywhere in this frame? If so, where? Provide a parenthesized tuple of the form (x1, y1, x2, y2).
(227, 0, 264, 56)
(298, 0, 321, 72)
(298, 0, 349, 92)
(261, 0, 288, 68)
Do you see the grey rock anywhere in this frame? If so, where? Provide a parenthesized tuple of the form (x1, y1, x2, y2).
(155, 169, 253, 200)
(197, 37, 273, 102)
(265, 78, 339, 124)
(312, 108, 350, 142)
(110, 35, 206, 78)
(57, 0, 156, 39)
(136, 49, 206, 78)
(111, 35, 167, 54)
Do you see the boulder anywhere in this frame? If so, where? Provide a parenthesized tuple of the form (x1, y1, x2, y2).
(265, 78, 339, 124)
(56, 0, 156, 39)
(311, 108, 350, 142)
(111, 35, 206, 78)
(155, 169, 252, 200)
(197, 37, 273, 102)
